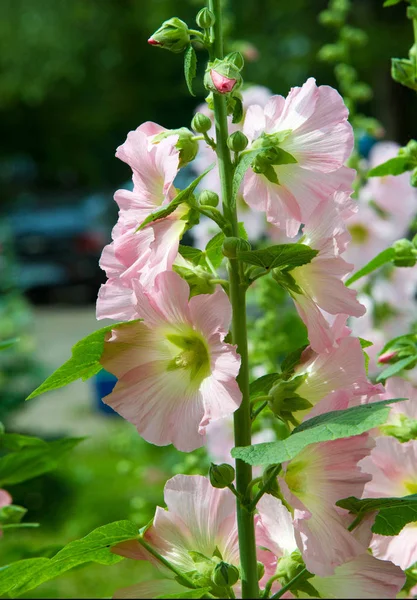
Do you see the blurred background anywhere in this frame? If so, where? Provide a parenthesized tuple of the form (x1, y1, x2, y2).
(0, 0, 416, 597)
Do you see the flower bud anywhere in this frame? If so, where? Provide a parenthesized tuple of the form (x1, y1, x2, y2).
(317, 43, 346, 63)
(225, 51, 245, 71)
(199, 190, 219, 207)
(191, 112, 212, 134)
(340, 26, 367, 47)
(212, 561, 240, 587)
(209, 463, 235, 488)
(204, 59, 242, 95)
(227, 131, 248, 152)
(148, 18, 190, 54)
(153, 127, 198, 167)
(378, 350, 398, 364)
(257, 562, 265, 581)
(196, 8, 215, 29)
(393, 238, 417, 268)
(222, 237, 251, 258)
(349, 82, 372, 103)
(318, 9, 345, 28)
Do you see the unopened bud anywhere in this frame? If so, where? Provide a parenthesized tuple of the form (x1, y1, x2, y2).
(196, 8, 215, 29)
(378, 350, 398, 364)
(154, 127, 198, 167)
(212, 561, 240, 587)
(192, 112, 212, 134)
(227, 131, 248, 152)
(349, 82, 372, 103)
(318, 9, 345, 28)
(210, 69, 238, 94)
(393, 238, 417, 268)
(199, 190, 219, 207)
(204, 59, 242, 95)
(225, 51, 245, 71)
(148, 18, 190, 54)
(222, 236, 251, 258)
(317, 43, 346, 63)
(340, 26, 367, 46)
(209, 463, 235, 488)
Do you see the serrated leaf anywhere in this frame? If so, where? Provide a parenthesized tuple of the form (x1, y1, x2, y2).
(179, 245, 204, 266)
(376, 355, 417, 382)
(27, 322, 140, 400)
(345, 247, 395, 286)
(205, 232, 225, 268)
(0, 521, 138, 597)
(137, 165, 214, 231)
(368, 156, 413, 177)
(237, 243, 318, 271)
(232, 399, 405, 466)
(249, 373, 281, 402)
(184, 45, 197, 96)
(336, 494, 417, 536)
(232, 148, 267, 205)
(0, 437, 83, 486)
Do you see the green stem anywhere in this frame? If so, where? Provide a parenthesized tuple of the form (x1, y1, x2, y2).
(270, 568, 307, 600)
(208, 1, 259, 597)
(251, 400, 268, 421)
(248, 464, 281, 512)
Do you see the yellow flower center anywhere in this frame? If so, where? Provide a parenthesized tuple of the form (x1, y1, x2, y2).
(166, 332, 211, 385)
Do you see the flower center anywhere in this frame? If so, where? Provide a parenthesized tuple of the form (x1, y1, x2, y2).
(405, 480, 417, 494)
(349, 224, 369, 244)
(166, 332, 210, 384)
(285, 460, 308, 497)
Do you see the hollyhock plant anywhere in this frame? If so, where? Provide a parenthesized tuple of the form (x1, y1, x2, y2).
(286, 195, 365, 353)
(99, 271, 241, 451)
(242, 77, 355, 236)
(279, 434, 375, 575)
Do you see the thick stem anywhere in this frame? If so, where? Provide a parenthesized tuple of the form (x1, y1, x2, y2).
(208, 0, 259, 597)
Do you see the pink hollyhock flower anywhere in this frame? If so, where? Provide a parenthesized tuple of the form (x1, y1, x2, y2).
(100, 272, 241, 451)
(382, 377, 417, 422)
(242, 77, 355, 236)
(210, 69, 238, 94)
(112, 475, 276, 597)
(280, 434, 375, 575)
(309, 553, 405, 599)
(288, 196, 365, 353)
(361, 435, 417, 571)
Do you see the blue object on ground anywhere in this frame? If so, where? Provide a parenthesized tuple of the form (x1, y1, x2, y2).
(93, 369, 118, 415)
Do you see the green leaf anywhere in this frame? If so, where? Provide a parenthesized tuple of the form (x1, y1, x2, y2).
(359, 338, 373, 349)
(238, 222, 248, 240)
(184, 45, 197, 96)
(0, 520, 139, 597)
(391, 58, 417, 92)
(0, 504, 26, 525)
(336, 495, 417, 536)
(237, 243, 318, 271)
(232, 96, 243, 124)
(0, 432, 47, 451)
(380, 333, 417, 356)
(368, 156, 413, 177)
(232, 148, 266, 205)
(179, 245, 204, 266)
(281, 345, 308, 378)
(26, 322, 140, 400)
(205, 232, 225, 268)
(345, 247, 395, 286)
(376, 355, 417, 383)
(173, 265, 215, 297)
(383, 0, 403, 7)
(0, 338, 19, 351)
(0, 437, 83, 486)
(232, 398, 405, 466)
(249, 373, 281, 402)
(137, 165, 214, 230)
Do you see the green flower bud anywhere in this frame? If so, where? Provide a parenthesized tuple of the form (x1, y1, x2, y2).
(225, 51, 245, 71)
(196, 7, 216, 29)
(393, 238, 417, 268)
(317, 43, 346, 63)
(340, 26, 367, 46)
(222, 236, 251, 258)
(204, 59, 242, 95)
(334, 63, 357, 86)
(209, 463, 235, 488)
(227, 131, 248, 152)
(212, 561, 240, 587)
(318, 9, 345, 28)
(199, 190, 219, 207)
(192, 112, 212, 134)
(349, 82, 372, 103)
(276, 551, 304, 585)
(257, 562, 265, 581)
(400, 140, 417, 162)
(148, 18, 190, 54)
(153, 127, 198, 167)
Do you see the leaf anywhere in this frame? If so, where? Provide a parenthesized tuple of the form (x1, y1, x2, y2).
(0, 432, 48, 451)
(184, 45, 197, 96)
(249, 373, 281, 402)
(345, 247, 395, 286)
(162, 590, 212, 599)
(0, 338, 19, 351)
(380, 333, 417, 355)
(237, 243, 318, 271)
(336, 495, 417, 536)
(178, 245, 204, 266)
(281, 345, 308, 377)
(383, 0, 403, 6)
(232, 96, 243, 124)
(0, 437, 83, 486)
(232, 148, 266, 205)
(231, 398, 405, 466)
(26, 322, 140, 400)
(359, 338, 373, 349)
(391, 58, 417, 92)
(376, 355, 417, 383)
(0, 504, 27, 525)
(173, 265, 215, 297)
(0, 520, 139, 597)
(138, 165, 214, 230)
(205, 232, 225, 268)
(368, 156, 413, 177)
